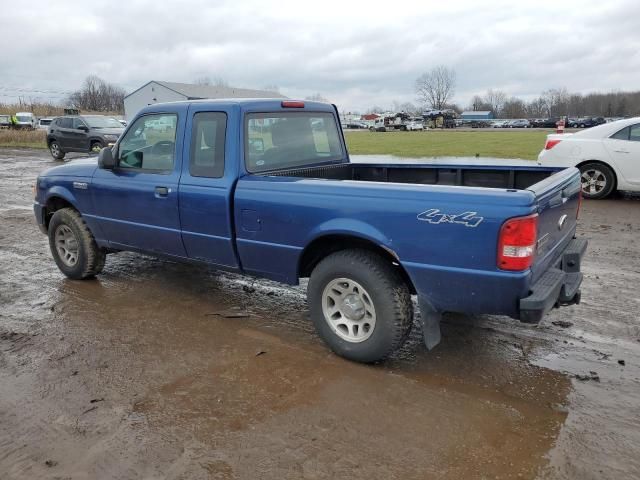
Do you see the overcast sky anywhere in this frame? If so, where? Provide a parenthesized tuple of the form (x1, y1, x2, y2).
(2, 0, 639, 112)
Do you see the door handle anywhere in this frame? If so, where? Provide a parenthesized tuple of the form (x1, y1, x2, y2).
(614, 150, 630, 154)
(155, 186, 169, 197)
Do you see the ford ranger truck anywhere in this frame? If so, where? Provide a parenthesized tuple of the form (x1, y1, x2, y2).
(33, 99, 587, 363)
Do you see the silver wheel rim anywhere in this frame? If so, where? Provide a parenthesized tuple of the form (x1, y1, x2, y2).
(51, 143, 59, 155)
(54, 224, 79, 267)
(581, 169, 607, 196)
(321, 277, 376, 343)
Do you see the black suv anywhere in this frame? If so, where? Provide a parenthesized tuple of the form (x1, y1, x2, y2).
(47, 115, 125, 160)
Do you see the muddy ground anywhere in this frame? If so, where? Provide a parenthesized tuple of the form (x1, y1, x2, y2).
(0, 149, 638, 480)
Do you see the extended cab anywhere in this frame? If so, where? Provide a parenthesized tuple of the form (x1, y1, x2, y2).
(34, 99, 587, 363)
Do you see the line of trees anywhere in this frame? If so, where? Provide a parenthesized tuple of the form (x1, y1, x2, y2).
(409, 66, 640, 119)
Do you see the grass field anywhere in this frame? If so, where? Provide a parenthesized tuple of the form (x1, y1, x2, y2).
(344, 130, 550, 160)
(0, 129, 47, 149)
(0, 127, 551, 160)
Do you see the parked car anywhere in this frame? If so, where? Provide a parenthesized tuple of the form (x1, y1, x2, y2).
(0, 114, 11, 129)
(345, 121, 368, 129)
(405, 120, 424, 131)
(509, 119, 530, 128)
(577, 117, 606, 128)
(34, 99, 586, 363)
(491, 120, 508, 128)
(46, 115, 125, 160)
(13, 112, 36, 129)
(37, 118, 53, 130)
(538, 117, 640, 199)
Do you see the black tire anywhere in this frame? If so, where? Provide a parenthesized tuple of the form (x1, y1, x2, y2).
(308, 249, 413, 363)
(90, 141, 104, 154)
(579, 162, 616, 199)
(48, 208, 106, 279)
(49, 140, 65, 160)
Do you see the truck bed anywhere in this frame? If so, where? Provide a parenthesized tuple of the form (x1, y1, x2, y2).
(264, 159, 557, 190)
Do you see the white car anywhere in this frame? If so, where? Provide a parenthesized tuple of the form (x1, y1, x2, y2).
(537, 117, 640, 199)
(406, 121, 424, 131)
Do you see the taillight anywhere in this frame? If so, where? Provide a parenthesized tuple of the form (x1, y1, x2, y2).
(281, 101, 305, 108)
(545, 139, 561, 150)
(497, 214, 538, 271)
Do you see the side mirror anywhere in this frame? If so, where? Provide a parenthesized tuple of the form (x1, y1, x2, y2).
(98, 147, 116, 169)
(77, 125, 89, 132)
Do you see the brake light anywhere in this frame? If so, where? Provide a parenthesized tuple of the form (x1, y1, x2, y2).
(545, 139, 562, 150)
(281, 101, 305, 108)
(497, 214, 538, 271)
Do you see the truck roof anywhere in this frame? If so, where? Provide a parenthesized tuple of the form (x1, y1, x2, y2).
(138, 98, 335, 115)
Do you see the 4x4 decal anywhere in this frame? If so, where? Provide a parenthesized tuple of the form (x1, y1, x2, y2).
(417, 209, 484, 228)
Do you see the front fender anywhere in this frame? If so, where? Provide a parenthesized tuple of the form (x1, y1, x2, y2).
(44, 185, 80, 209)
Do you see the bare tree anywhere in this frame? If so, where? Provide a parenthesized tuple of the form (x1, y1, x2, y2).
(484, 89, 507, 117)
(469, 95, 491, 112)
(501, 97, 527, 118)
(68, 76, 126, 113)
(415, 66, 456, 109)
(193, 76, 229, 88)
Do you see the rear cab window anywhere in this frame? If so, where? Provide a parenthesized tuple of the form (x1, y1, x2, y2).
(245, 112, 344, 172)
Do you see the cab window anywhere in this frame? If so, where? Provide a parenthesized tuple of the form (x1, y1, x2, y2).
(189, 112, 227, 178)
(117, 114, 177, 172)
(630, 124, 640, 142)
(245, 112, 343, 172)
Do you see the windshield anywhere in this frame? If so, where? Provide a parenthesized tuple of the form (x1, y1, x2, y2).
(39, 119, 52, 125)
(245, 112, 344, 173)
(83, 116, 124, 128)
(17, 116, 32, 122)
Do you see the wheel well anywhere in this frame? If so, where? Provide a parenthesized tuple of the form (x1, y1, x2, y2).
(576, 160, 617, 189)
(298, 235, 417, 294)
(44, 197, 75, 228)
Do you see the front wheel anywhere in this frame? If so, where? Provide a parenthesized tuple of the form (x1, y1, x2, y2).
(49, 141, 65, 160)
(579, 162, 615, 199)
(48, 208, 106, 279)
(308, 249, 413, 363)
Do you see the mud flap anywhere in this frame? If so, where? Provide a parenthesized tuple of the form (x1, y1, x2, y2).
(418, 297, 442, 350)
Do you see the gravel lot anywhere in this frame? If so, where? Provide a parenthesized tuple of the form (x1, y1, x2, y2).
(1, 149, 639, 479)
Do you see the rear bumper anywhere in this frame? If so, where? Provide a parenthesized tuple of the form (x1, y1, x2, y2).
(519, 237, 587, 323)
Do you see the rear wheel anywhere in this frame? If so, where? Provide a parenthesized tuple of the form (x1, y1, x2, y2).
(579, 162, 615, 199)
(48, 208, 106, 279)
(308, 249, 413, 363)
(49, 141, 65, 160)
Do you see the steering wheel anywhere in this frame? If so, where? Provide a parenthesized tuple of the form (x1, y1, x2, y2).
(151, 140, 175, 156)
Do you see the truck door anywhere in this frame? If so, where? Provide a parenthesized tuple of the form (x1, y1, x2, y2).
(177, 106, 239, 268)
(90, 110, 187, 257)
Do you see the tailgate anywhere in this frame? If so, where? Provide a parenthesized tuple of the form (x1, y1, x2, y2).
(528, 167, 582, 283)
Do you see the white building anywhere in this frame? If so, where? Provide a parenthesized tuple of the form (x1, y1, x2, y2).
(123, 81, 285, 119)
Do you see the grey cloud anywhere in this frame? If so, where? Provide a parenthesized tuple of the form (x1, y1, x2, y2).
(2, 0, 639, 111)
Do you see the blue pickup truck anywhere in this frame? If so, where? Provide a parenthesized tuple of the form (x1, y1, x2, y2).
(34, 99, 587, 363)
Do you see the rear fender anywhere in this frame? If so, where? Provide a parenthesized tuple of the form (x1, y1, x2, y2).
(306, 218, 393, 255)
